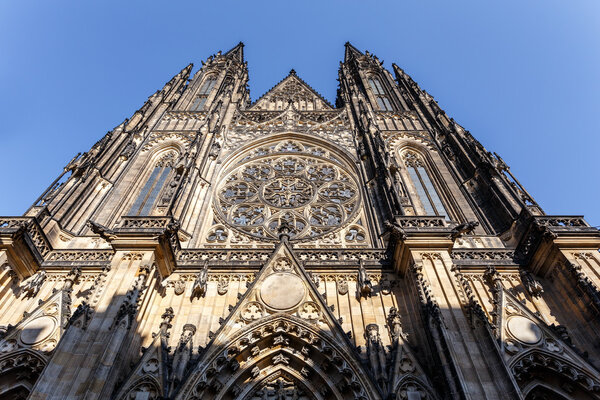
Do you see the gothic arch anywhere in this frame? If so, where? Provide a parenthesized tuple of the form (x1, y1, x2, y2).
(393, 376, 439, 400)
(511, 349, 600, 399)
(0, 349, 46, 400)
(122, 145, 181, 217)
(220, 132, 359, 172)
(117, 376, 162, 400)
(396, 146, 454, 219)
(175, 314, 379, 400)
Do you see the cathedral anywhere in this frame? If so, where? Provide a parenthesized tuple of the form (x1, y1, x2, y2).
(1, 42, 600, 400)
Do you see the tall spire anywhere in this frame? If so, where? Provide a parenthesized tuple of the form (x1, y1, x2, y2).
(223, 41, 245, 62)
(344, 41, 363, 63)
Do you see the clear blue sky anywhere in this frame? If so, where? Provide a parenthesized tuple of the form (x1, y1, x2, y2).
(1, 1, 599, 227)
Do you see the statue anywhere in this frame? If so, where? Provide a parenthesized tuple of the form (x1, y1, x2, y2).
(358, 261, 372, 298)
(191, 263, 208, 299)
(387, 307, 403, 341)
(21, 270, 47, 298)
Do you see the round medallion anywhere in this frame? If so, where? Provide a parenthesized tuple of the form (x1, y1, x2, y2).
(20, 316, 56, 345)
(260, 273, 305, 310)
(507, 316, 542, 345)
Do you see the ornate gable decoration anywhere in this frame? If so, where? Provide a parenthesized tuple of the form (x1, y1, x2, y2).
(498, 290, 600, 392)
(250, 71, 333, 111)
(0, 288, 70, 357)
(174, 242, 379, 400)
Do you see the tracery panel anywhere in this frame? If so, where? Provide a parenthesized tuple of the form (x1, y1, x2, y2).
(213, 140, 362, 243)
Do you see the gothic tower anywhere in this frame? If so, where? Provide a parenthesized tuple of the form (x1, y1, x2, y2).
(1, 42, 599, 400)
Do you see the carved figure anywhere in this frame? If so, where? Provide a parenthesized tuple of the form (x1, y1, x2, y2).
(21, 270, 47, 298)
(191, 263, 208, 299)
(357, 261, 372, 298)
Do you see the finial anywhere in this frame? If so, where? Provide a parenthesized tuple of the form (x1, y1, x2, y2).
(289, 69, 296, 76)
(278, 221, 292, 242)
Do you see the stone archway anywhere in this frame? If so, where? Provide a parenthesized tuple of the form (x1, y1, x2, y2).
(175, 315, 379, 400)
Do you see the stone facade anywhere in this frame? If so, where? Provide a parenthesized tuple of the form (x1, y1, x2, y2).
(0, 42, 599, 399)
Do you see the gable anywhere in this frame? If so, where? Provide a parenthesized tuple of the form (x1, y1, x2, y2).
(250, 72, 334, 111)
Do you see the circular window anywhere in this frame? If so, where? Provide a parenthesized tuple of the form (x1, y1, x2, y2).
(215, 147, 360, 242)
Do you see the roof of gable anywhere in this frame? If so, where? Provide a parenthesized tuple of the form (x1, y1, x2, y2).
(249, 69, 334, 110)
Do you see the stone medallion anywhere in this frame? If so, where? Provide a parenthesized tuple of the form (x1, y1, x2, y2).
(20, 316, 56, 345)
(260, 273, 305, 311)
(507, 316, 542, 345)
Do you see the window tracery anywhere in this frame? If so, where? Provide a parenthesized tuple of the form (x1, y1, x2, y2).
(213, 141, 361, 242)
(128, 152, 177, 216)
(190, 76, 217, 111)
(401, 150, 448, 218)
(368, 77, 393, 111)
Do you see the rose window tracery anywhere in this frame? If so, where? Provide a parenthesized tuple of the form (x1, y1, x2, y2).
(215, 143, 361, 241)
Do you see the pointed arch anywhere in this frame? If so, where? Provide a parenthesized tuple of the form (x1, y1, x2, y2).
(511, 349, 600, 400)
(117, 376, 163, 400)
(0, 349, 47, 400)
(398, 147, 449, 219)
(174, 314, 379, 400)
(126, 146, 180, 216)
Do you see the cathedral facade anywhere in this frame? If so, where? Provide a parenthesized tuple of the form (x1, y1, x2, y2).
(0, 42, 599, 399)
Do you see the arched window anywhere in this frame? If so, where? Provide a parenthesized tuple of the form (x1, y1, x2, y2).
(368, 77, 393, 111)
(190, 76, 217, 111)
(402, 151, 448, 218)
(128, 153, 176, 216)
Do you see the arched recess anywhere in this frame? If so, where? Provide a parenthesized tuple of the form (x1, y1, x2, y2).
(122, 144, 182, 218)
(174, 315, 379, 400)
(393, 376, 439, 400)
(118, 376, 162, 400)
(0, 349, 46, 400)
(203, 133, 372, 246)
(395, 144, 457, 220)
(512, 350, 600, 400)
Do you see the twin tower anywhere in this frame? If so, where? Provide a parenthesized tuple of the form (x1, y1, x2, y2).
(0, 42, 599, 399)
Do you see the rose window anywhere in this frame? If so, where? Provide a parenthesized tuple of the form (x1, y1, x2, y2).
(215, 151, 360, 241)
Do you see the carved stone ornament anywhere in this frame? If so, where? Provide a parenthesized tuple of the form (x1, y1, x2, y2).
(173, 280, 186, 296)
(337, 279, 348, 295)
(217, 278, 229, 295)
(260, 273, 305, 311)
(214, 144, 361, 242)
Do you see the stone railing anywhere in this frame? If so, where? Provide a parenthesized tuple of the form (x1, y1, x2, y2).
(0, 217, 51, 258)
(394, 216, 447, 228)
(119, 216, 173, 229)
(45, 250, 114, 263)
(534, 216, 589, 228)
(451, 249, 517, 265)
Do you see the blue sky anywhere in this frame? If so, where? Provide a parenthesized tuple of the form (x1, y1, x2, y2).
(1, 1, 599, 227)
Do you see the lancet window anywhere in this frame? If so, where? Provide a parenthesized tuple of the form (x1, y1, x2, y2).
(368, 76, 393, 111)
(128, 152, 176, 216)
(190, 76, 217, 111)
(402, 150, 448, 218)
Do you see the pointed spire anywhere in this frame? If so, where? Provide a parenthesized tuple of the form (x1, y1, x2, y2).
(344, 41, 363, 62)
(224, 41, 244, 62)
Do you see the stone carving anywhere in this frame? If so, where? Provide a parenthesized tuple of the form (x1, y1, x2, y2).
(173, 280, 186, 296)
(260, 273, 305, 310)
(171, 324, 196, 388)
(217, 278, 229, 295)
(519, 269, 543, 298)
(365, 324, 388, 390)
(21, 271, 47, 298)
(214, 148, 361, 242)
(387, 307, 403, 341)
(191, 263, 208, 299)
(337, 279, 348, 295)
(357, 261, 372, 298)
(241, 302, 264, 322)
